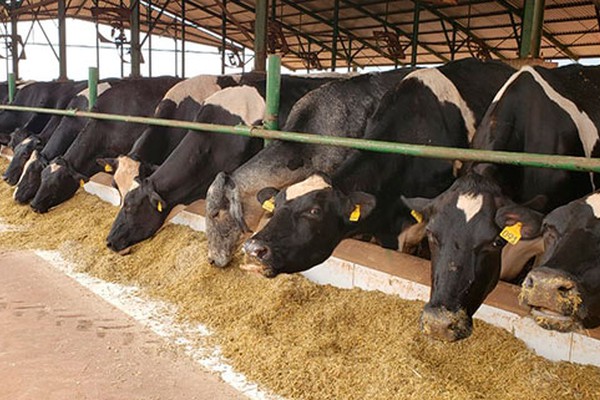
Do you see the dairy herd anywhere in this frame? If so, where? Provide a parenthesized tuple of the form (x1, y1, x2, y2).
(1, 59, 599, 342)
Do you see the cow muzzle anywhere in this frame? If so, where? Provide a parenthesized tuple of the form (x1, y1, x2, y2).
(241, 239, 276, 277)
(420, 305, 472, 342)
(520, 267, 583, 332)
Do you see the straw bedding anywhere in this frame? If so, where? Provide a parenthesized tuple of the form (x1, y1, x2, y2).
(0, 158, 599, 400)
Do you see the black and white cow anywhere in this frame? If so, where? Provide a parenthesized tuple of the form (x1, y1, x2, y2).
(0, 81, 86, 147)
(241, 59, 515, 277)
(402, 64, 600, 342)
(105, 75, 334, 253)
(520, 191, 600, 332)
(98, 74, 240, 201)
(3, 82, 116, 186)
(11, 82, 116, 203)
(29, 76, 180, 213)
(206, 69, 411, 267)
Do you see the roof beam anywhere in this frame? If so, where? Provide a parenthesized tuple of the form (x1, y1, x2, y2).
(413, 1, 506, 60)
(277, 0, 401, 65)
(341, 0, 448, 63)
(494, 0, 579, 60)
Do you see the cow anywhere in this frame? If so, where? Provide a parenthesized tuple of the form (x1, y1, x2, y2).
(401, 64, 600, 342)
(29, 76, 181, 213)
(241, 59, 515, 277)
(97, 74, 241, 202)
(105, 74, 334, 253)
(11, 82, 116, 203)
(0, 81, 86, 147)
(3, 82, 115, 186)
(520, 191, 600, 332)
(206, 68, 411, 268)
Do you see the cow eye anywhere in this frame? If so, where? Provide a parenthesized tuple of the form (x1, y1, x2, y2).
(491, 237, 506, 248)
(309, 207, 321, 216)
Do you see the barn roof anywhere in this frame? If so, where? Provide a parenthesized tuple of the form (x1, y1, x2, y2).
(1, 0, 599, 71)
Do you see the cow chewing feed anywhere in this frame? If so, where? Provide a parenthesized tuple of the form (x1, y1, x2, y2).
(3, 82, 111, 187)
(100, 74, 240, 202)
(401, 63, 600, 342)
(241, 59, 515, 278)
(520, 191, 600, 332)
(206, 68, 411, 268)
(29, 76, 181, 213)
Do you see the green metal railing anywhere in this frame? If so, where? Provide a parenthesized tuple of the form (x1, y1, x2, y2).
(1, 102, 600, 173)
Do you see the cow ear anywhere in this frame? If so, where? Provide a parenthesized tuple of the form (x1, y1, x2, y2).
(148, 189, 167, 213)
(495, 204, 544, 241)
(346, 192, 376, 223)
(139, 162, 159, 179)
(96, 158, 118, 174)
(256, 187, 279, 213)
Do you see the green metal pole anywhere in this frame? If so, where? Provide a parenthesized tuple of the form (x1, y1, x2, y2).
(10, 2, 19, 80)
(254, 0, 268, 72)
(520, 0, 545, 58)
(264, 54, 281, 146)
(2, 103, 600, 173)
(7, 72, 15, 104)
(88, 67, 98, 111)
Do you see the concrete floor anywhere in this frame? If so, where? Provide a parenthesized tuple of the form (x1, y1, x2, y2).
(0, 250, 246, 400)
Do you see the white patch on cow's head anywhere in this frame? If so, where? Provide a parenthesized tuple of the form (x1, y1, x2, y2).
(456, 193, 484, 223)
(21, 137, 32, 145)
(16, 80, 35, 89)
(405, 68, 477, 142)
(585, 193, 600, 218)
(162, 75, 221, 107)
(50, 163, 61, 173)
(114, 156, 142, 202)
(203, 85, 266, 126)
(130, 179, 140, 192)
(284, 175, 331, 201)
(77, 82, 112, 102)
(16, 150, 38, 187)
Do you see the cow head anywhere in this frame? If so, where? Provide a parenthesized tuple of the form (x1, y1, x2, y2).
(97, 156, 158, 203)
(3, 136, 41, 186)
(13, 150, 46, 204)
(106, 178, 168, 254)
(241, 174, 376, 277)
(206, 172, 250, 267)
(30, 158, 87, 213)
(403, 172, 543, 342)
(9, 128, 34, 149)
(520, 192, 600, 332)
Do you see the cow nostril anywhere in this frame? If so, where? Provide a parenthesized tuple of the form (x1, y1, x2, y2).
(255, 247, 268, 260)
(524, 277, 534, 289)
(558, 283, 574, 293)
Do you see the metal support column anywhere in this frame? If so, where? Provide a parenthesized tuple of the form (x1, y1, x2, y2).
(519, 0, 545, 58)
(7, 73, 15, 104)
(254, 0, 268, 72)
(94, 0, 100, 72)
(147, 0, 152, 76)
(221, 0, 227, 75)
(10, 2, 19, 80)
(130, 0, 141, 77)
(181, 0, 186, 78)
(331, 0, 339, 71)
(411, 1, 420, 68)
(88, 67, 98, 110)
(264, 54, 281, 146)
(58, 0, 68, 80)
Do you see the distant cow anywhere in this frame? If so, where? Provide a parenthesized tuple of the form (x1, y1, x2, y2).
(29, 76, 180, 213)
(105, 75, 334, 254)
(242, 59, 514, 277)
(520, 191, 600, 332)
(12, 82, 116, 203)
(206, 69, 410, 268)
(99, 74, 241, 201)
(0, 81, 86, 146)
(402, 64, 600, 342)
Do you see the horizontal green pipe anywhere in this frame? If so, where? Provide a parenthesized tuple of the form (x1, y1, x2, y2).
(2, 104, 600, 173)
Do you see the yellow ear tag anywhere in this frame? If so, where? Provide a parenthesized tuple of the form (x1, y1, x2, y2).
(411, 209, 423, 223)
(349, 204, 361, 222)
(79, 179, 85, 188)
(500, 222, 523, 245)
(262, 197, 275, 212)
(157, 201, 163, 213)
(104, 164, 113, 173)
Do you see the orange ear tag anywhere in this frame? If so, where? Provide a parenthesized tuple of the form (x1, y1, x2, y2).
(500, 222, 523, 245)
(349, 204, 361, 222)
(79, 179, 85, 188)
(104, 164, 113, 173)
(157, 201, 163, 213)
(262, 197, 275, 212)
(411, 210, 423, 223)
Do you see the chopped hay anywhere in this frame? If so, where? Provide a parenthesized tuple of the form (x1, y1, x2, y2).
(1, 158, 599, 400)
